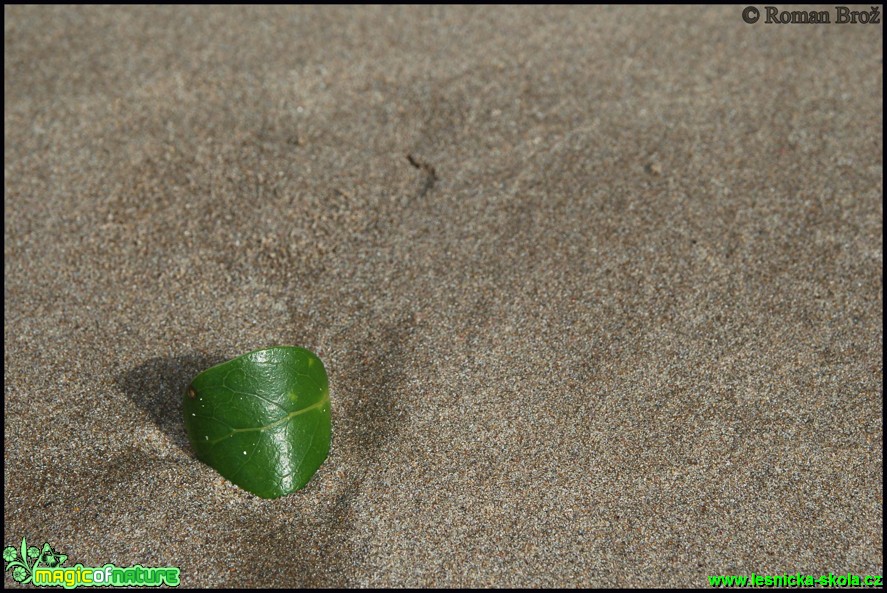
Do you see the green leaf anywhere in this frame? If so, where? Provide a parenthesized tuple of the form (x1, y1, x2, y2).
(183, 346, 331, 499)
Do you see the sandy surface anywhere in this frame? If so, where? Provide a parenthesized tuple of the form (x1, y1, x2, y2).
(4, 6, 882, 587)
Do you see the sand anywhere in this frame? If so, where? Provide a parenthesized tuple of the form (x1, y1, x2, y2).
(4, 5, 882, 587)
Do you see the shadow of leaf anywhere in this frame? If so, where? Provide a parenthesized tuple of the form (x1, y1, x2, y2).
(116, 354, 226, 453)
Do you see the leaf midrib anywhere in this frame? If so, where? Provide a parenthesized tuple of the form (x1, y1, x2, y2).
(207, 391, 330, 445)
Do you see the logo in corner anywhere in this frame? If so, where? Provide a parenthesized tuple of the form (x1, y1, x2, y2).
(3, 538, 67, 584)
(4, 537, 180, 588)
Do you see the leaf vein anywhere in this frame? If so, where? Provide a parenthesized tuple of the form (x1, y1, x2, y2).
(207, 391, 329, 445)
